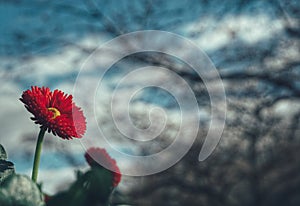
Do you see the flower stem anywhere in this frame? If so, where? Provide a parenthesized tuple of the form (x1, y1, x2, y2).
(31, 126, 46, 182)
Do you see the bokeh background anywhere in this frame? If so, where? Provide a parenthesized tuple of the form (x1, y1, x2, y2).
(0, 0, 300, 205)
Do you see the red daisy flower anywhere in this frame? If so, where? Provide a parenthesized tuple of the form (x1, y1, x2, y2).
(85, 147, 121, 187)
(20, 86, 86, 140)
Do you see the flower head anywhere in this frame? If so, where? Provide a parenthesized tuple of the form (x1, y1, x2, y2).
(20, 86, 86, 139)
(85, 147, 121, 187)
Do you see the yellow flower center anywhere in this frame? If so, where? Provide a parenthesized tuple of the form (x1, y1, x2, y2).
(48, 107, 61, 119)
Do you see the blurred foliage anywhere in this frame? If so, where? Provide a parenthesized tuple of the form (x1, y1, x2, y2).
(0, 174, 44, 206)
(47, 165, 115, 206)
(0, 144, 121, 206)
(0, 145, 44, 206)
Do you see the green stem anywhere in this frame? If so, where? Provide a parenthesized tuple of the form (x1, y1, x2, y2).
(31, 126, 46, 182)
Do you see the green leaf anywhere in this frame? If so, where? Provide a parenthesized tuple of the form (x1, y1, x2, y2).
(45, 192, 70, 206)
(0, 160, 15, 184)
(0, 174, 45, 206)
(85, 167, 114, 203)
(0, 144, 7, 160)
(47, 167, 114, 206)
(0, 144, 15, 184)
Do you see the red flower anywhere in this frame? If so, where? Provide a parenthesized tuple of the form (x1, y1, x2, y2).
(20, 86, 86, 140)
(85, 148, 121, 187)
